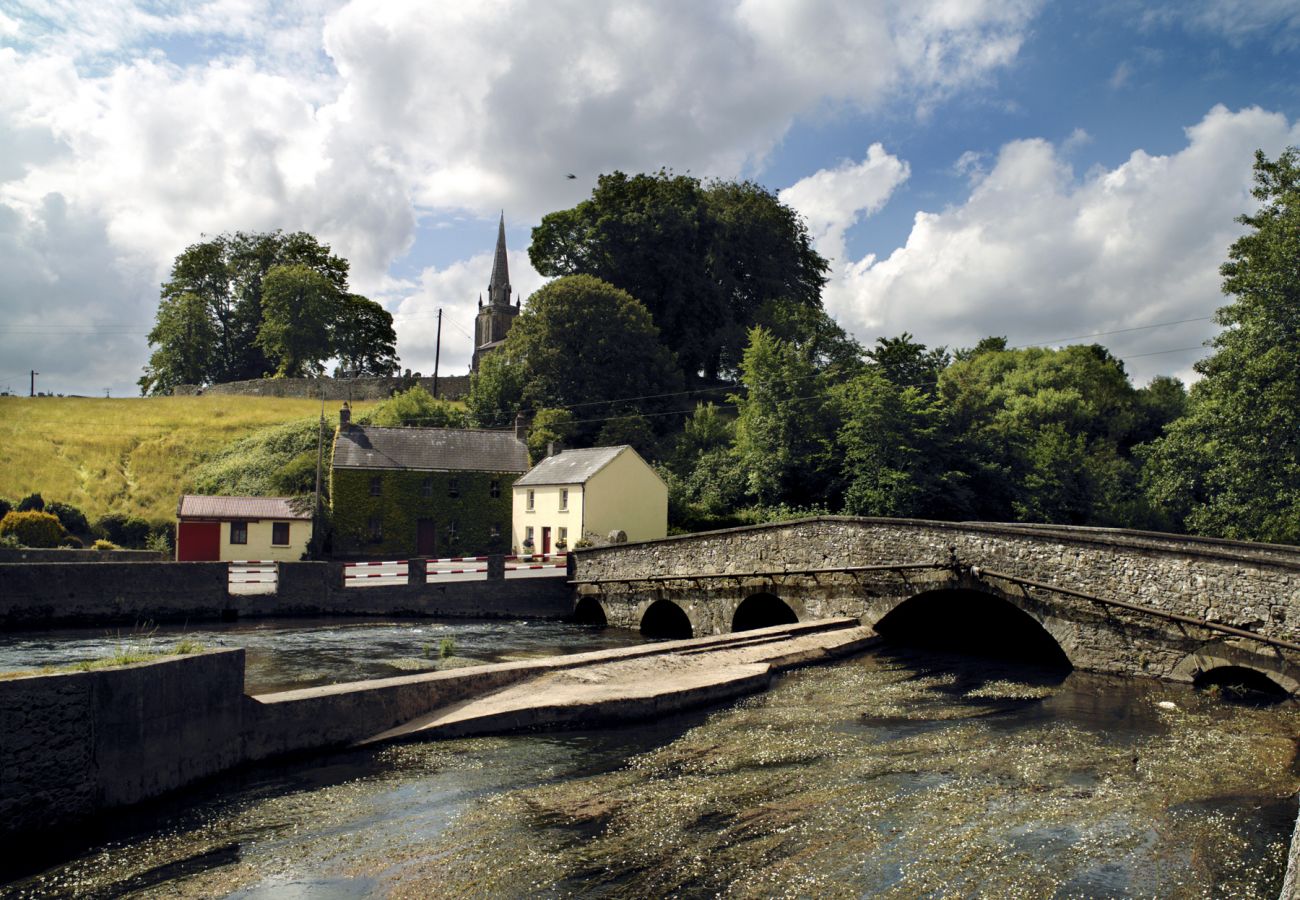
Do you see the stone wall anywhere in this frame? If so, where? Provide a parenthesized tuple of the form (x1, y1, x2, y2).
(0, 649, 245, 836)
(0, 548, 166, 563)
(0, 560, 573, 628)
(171, 373, 471, 401)
(573, 516, 1300, 689)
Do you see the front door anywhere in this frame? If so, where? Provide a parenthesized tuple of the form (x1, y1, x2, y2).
(541, 526, 551, 555)
(417, 518, 437, 556)
(178, 521, 220, 560)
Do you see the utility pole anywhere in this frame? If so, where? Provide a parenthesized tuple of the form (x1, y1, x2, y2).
(312, 385, 325, 559)
(432, 308, 442, 399)
(30, 370, 38, 397)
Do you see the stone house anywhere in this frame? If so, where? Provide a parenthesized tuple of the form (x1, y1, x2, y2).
(330, 417, 528, 558)
(176, 495, 312, 561)
(511, 445, 667, 554)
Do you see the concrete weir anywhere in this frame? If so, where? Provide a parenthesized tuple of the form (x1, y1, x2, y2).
(0, 618, 870, 841)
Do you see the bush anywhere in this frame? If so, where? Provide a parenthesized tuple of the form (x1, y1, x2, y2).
(16, 493, 45, 512)
(46, 501, 90, 536)
(61, 535, 84, 548)
(94, 513, 152, 548)
(0, 510, 68, 548)
(146, 526, 174, 554)
(191, 418, 320, 497)
(0, 498, 12, 519)
(92, 538, 120, 550)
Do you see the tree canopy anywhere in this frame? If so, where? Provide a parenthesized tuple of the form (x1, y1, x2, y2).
(1142, 147, 1300, 542)
(139, 230, 397, 394)
(529, 171, 829, 381)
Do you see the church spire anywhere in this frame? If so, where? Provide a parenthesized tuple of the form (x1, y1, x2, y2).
(487, 211, 511, 306)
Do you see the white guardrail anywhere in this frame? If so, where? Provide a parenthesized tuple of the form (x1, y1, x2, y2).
(340, 554, 568, 587)
(228, 561, 278, 595)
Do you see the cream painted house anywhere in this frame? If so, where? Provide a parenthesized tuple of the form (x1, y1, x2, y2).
(512, 445, 667, 554)
(176, 495, 312, 561)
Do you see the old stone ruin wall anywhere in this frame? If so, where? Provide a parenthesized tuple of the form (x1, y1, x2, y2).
(170, 373, 471, 401)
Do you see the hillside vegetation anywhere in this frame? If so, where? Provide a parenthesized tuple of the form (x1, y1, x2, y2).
(0, 395, 374, 524)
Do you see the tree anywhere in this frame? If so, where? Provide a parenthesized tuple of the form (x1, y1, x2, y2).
(256, 264, 340, 376)
(527, 408, 576, 459)
(465, 275, 683, 445)
(1142, 148, 1300, 542)
(866, 333, 950, 394)
(365, 386, 468, 429)
(530, 172, 828, 380)
(333, 293, 399, 376)
(141, 230, 373, 393)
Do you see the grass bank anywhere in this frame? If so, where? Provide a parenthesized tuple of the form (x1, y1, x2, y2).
(0, 395, 373, 524)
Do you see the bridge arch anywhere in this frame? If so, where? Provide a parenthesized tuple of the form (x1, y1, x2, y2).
(1170, 643, 1300, 699)
(871, 586, 1072, 670)
(640, 598, 694, 639)
(572, 596, 608, 627)
(732, 592, 799, 632)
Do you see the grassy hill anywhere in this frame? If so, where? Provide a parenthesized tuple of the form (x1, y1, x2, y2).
(0, 395, 374, 524)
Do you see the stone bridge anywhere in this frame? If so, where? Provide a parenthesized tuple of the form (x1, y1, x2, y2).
(570, 517, 1300, 695)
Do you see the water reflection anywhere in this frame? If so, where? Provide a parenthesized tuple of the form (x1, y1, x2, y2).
(3, 647, 1296, 897)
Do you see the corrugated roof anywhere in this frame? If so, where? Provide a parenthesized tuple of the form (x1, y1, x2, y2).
(178, 495, 311, 520)
(515, 446, 627, 486)
(332, 425, 529, 473)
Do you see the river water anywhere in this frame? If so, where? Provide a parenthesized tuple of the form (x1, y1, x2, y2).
(2, 623, 1298, 898)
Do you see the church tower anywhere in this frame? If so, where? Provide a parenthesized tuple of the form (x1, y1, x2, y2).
(471, 212, 521, 371)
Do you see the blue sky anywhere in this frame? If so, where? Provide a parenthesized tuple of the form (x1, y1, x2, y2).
(1, 1, 1298, 396)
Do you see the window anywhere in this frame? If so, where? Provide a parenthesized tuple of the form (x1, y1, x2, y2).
(272, 522, 290, 546)
(490, 479, 500, 499)
(526, 489, 535, 511)
(525, 526, 534, 545)
(369, 476, 382, 496)
(491, 522, 501, 539)
(446, 520, 459, 544)
(421, 477, 433, 498)
(560, 488, 569, 510)
(558, 526, 567, 545)
(368, 515, 383, 542)
(230, 522, 247, 545)
(448, 476, 460, 498)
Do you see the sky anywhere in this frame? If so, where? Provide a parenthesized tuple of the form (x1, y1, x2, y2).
(2, 0, 1299, 398)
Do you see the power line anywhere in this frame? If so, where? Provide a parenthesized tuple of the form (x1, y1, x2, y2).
(1008, 316, 1213, 349)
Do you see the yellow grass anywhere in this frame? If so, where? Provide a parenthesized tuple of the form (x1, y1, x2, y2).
(0, 395, 376, 524)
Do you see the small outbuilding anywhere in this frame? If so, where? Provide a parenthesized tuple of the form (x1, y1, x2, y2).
(176, 495, 312, 562)
(512, 445, 667, 554)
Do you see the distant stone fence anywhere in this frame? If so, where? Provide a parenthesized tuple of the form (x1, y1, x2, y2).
(170, 373, 472, 401)
(0, 548, 166, 564)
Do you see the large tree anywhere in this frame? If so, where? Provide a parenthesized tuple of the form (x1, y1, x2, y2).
(466, 274, 683, 444)
(1142, 148, 1300, 542)
(140, 230, 374, 393)
(529, 171, 829, 381)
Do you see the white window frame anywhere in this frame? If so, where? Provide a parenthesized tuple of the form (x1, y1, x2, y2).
(526, 489, 535, 511)
(560, 488, 568, 511)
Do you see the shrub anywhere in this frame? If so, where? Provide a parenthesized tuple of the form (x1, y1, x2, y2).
(0, 510, 68, 547)
(61, 535, 84, 548)
(46, 501, 90, 536)
(146, 527, 174, 554)
(94, 513, 152, 548)
(0, 498, 12, 519)
(16, 493, 45, 512)
(92, 538, 120, 550)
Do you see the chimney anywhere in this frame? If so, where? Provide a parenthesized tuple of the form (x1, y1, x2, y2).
(514, 411, 528, 442)
(340, 403, 351, 429)
(547, 441, 555, 458)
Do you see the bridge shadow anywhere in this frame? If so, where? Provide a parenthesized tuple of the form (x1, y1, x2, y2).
(572, 596, 608, 627)
(874, 588, 1072, 674)
(641, 599, 693, 639)
(1194, 665, 1290, 707)
(732, 593, 798, 632)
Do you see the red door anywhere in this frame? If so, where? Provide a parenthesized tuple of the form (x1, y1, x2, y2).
(542, 526, 551, 555)
(417, 519, 437, 556)
(177, 521, 220, 561)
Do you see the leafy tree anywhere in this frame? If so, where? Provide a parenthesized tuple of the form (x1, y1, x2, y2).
(138, 292, 218, 394)
(256, 264, 340, 376)
(1142, 148, 1300, 542)
(530, 172, 828, 380)
(465, 275, 683, 445)
(141, 230, 374, 393)
(832, 368, 959, 518)
(731, 327, 836, 506)
(45, 501, 90, 536)
(16, 492, 44, 512)
(92, 513, 151, 548)
(527, 408, 576, 459)
(595, 413, 658, 458)
(866, 333, 950, 394)
(364, 386, 468, 429)
(333, 293, 399, 376)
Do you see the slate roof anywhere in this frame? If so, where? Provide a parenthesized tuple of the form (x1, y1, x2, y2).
(178, 495, 311, 520)
(514, 446, 628, 487)
(332, 425, 529, 474)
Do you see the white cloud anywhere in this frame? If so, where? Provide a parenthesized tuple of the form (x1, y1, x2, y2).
(1139, 0, 1300, 47)
(0, 0, 1042, 392)
(829, 105, 1300, 383)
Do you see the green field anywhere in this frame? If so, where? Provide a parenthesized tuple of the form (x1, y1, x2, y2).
(0, 396, 373, 524)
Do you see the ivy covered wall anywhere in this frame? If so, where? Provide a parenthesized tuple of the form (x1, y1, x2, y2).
(330, 467, 517, 558)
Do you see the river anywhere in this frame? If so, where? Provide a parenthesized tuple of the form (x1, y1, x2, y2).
(1, 623, 1297, 898)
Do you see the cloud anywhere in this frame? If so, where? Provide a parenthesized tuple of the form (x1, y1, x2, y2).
(829, 105, 1300, 383)
(0, 0, 1042, 393)
(1137, 0, 1300, 47)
